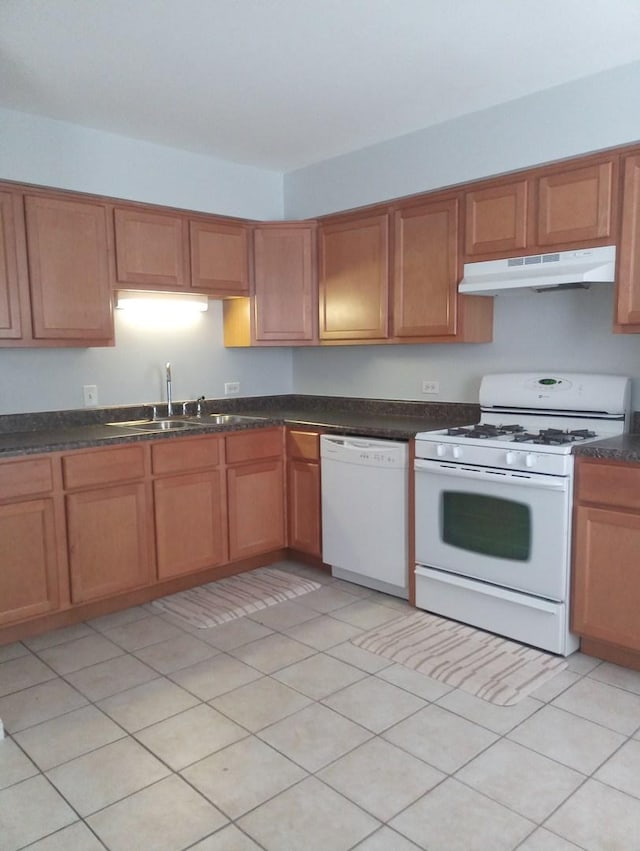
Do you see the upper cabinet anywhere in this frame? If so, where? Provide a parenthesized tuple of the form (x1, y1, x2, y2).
(463, 155, 618, 261)
(0, 190, 25, 340)
(319, 212, 390, 341)
(616, 153, 640, 330)
(113, 206, 249, 296)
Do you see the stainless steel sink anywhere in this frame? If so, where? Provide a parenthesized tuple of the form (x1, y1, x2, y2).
(106, 418, 207, 433)
(207, 413, 266, 425)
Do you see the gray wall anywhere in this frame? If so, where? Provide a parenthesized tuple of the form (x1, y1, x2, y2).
(284, 62, 640, 409)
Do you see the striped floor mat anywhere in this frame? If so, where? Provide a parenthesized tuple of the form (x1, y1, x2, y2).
(352, 611, 567, 706)
(152, 567, 321, 628)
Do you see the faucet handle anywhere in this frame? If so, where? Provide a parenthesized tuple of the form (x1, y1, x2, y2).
(196, 395, 205, 417)
(181, 401, 190, 416)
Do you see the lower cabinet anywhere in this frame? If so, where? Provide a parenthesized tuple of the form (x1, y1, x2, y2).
(0, 457, 65, 626)
(286, 428, 321, 557)
(227, 429, 285, 560)
(572, 457, 640, 663)
(63, 444, 154, 603)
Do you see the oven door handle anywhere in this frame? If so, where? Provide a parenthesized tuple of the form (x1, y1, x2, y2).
(414, 458, 569, 491)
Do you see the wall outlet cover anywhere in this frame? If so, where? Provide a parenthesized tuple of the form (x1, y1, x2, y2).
(224, 381, 240, 395)
(83, 384, 99, 406)
(422, 380, 440, 394)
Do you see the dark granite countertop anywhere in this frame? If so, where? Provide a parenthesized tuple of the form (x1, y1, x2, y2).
(0, 395, 480, 458)
(572, 433, 640, 464)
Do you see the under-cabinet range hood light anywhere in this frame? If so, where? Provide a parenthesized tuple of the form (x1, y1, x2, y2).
(115, 291, 209, 314)
(458, 245, 616, 296)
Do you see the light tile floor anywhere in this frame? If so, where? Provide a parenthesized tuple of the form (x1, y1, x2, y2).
(1, 560, 640, 850)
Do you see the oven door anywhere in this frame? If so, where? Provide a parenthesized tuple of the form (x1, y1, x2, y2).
(414, 458, 571, 601)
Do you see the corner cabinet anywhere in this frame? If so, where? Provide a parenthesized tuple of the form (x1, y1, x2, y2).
(616, 153, 640, 330)
(319, 212, 389, 341)
(572, 457, 640, 669)
(0, 190, 25, 340)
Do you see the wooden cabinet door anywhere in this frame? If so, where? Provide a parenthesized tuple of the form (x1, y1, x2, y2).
(287, 459, 321, 556)
(154, 470, 227, 578)
(464, 180, 528, 258)
(533, 160, 615, 248)
(66, 482, 153, 602)
(227, 459, 285, 560)
(319, 213, 389, 340)
(393, 198, 459, 337)
(0, 191, 25, 340)
(0, 498, 60, 626)
(114, 207, 188, 289)
(190, 219, 249, 294)
(572, 504, 640, 652)
(253, 224, 316, 342)
(616, 153, 640, 329)
(25, 195, 113, 342)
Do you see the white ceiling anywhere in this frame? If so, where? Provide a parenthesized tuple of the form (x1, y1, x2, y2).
(1, 0, 640, 173)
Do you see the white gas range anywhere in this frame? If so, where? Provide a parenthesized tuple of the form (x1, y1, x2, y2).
(413, 373, 631, 655)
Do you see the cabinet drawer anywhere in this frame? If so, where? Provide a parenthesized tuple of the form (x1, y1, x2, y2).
(0, 456, 54, 501)
(152, 435, 222, 475)
(63, 444, 146, 489)
(576, 459, 640, 511)
(287, 429, 320, 461)
(226, 428, 283, 464)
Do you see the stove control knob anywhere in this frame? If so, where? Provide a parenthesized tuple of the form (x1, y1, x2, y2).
(525, 453, 536, 468)
(452, 445, 463, 459)
(436, 444, 446, 458)
(505, 451, 518, 465)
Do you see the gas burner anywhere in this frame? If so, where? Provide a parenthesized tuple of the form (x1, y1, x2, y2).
(510, 428, 598, 446)
(447, 423, 526, 439)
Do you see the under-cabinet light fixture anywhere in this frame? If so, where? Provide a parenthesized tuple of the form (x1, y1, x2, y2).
(116, 291, 209, 314)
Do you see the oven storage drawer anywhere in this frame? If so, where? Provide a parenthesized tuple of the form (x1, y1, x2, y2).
(414, 565, 579, 656)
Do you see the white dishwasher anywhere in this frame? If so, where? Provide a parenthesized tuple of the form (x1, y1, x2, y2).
(321, 434, 409, 598)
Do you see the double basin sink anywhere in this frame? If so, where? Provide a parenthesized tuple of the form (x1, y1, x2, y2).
(107, 414, 266, 433)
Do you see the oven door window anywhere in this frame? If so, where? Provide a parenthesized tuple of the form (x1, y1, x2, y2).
(442, 491, 531, 561)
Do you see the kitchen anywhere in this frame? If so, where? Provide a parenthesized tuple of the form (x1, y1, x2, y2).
(2, 3, 640, 849)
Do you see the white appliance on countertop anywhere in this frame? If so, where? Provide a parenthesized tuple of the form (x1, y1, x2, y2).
(321, 435, 408, 598)
(414, 372, 631, 655)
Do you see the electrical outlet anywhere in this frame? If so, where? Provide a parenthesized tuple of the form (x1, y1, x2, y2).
(422, 379, 440, 395)
(83, 384, 99, 406)
(224, 381, 240, 395)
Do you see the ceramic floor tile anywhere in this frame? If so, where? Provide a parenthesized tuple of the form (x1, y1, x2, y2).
(546, 778, 640, 851)
(330, 599, 403, 629)
(97, 676, 199, 732)
(0, 737, 39, 790)
(325, 640, 394, 674)
(318, 737, 444, 821)
(88, 604, 152, 633)
(529, 670, 582, 703)
(456, 738, 584, 823)
(376, 662, 454, 701)
(102, 615, 185, 651)
(238, 775, 379, 851)
(169, 653, 262, 700)
(588, 660, 640, 696)
(284, 613, 364, 650)
(383, 704, 498, 774)
(436, 687, 543, 735)
(508, 705, 626, 775)
(23, 622, 96, 651)
(565, 651, 602, 675)
(351, 826, 424, 850)
(20, 821, 107, 850)
(296, 584, 368, 614)
(87, 774, 227, 851)
(258, 702, 372, 772)
(210, 676, 311, 731)
(516, 828, 585, 850)
(0, 677, 88, 733)
(182, 736, 307, 818)
(65, 652, 159, 700)
(247, 598, 319, 629)
(594, 738, 640, 799)
(14, 704, 125, 770)
(390, 777, 534, 851)
(188, 824, 263, 850)
(272, 652, 366, 700)
(45, 736, 171, 815)
(35, 633, 124, 675)
(0, 775, 77, 851)
(229, 633, 316, 674)
(135, 703, 247, 770)
(322, 675, 426, 733)
(0, 653, 57, 697)
(329, 578, 376, 598)
(552, 676, 640, 735)
(194, 617, 273, 650)
(0, 642, 29, 664)
(133, 632, 219, 673)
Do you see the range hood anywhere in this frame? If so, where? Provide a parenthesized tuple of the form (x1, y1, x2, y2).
(459, 245, 616, 296)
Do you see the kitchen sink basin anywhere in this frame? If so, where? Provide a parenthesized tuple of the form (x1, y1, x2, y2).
(207, 413, 266, 425)
(106, 418, 207, 433)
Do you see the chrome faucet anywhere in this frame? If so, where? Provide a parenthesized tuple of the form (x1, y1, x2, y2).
(165, 362, 174, 417)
